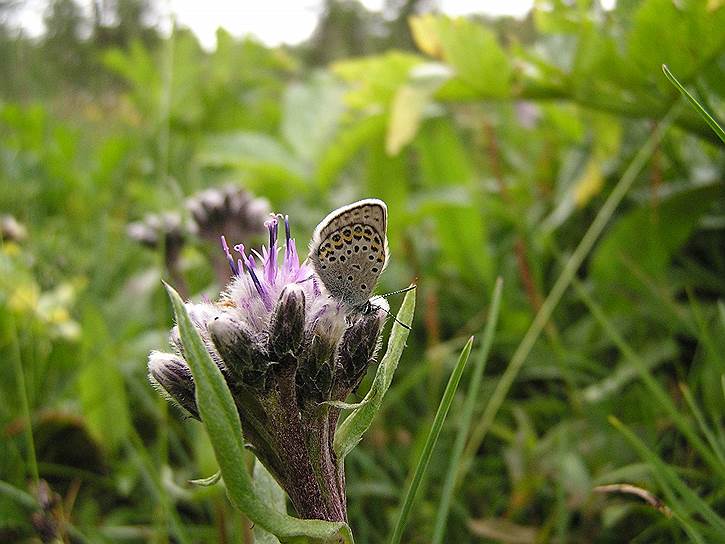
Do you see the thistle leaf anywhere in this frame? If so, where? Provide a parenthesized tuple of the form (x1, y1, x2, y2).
(253, 460, 286, 544)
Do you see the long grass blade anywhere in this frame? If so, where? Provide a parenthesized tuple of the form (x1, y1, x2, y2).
(2, 235, 39, 485)
(431, 278, 503, 544)
(678, 383, 725, 469)
(389, 336, 474, 544)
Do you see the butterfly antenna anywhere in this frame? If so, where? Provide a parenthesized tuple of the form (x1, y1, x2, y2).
(379, 284, 417, 299)
(370, 303, 411, 330)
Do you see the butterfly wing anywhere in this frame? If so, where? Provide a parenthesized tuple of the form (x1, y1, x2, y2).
(309, 199, 388, 308)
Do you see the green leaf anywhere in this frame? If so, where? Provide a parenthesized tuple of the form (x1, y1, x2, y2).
(253, 460, 287, 544)
(165, 283, 353, 544)
(386, 84, 432, 156)
(662, 65, 725, 143)
(385, 64, 448, 156)
(282, 73, 345, 163)
(432, 278, 503, 544)
(389, 336, 474, 544)
(628, 0, 725, 88)
(316, 115, 386, 189)
(332, 52, 423, 110)
(200, 131, 308, 179)
(334, 289, 416, 460)
(434, 16, 512, 98)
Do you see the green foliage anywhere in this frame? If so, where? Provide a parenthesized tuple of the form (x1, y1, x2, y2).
(1, 0, 724, 542)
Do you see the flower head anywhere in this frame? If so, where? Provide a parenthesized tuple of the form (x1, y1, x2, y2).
(186, 184, 270, 245)
(127, 211, 188, 251)
(148, 211, 389, 521)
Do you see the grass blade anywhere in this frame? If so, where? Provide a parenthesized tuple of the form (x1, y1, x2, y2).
(678, 383, 725, 469)
(572, 278, 725, 480)
(2, 238, 39, 485)
(431, 278, 503, 544)
(389, 336, 474, 544)
(662, 65, 725, 144)
(610, 416, 725, 538)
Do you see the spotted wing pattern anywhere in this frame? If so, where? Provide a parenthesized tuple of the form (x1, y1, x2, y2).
(309, 199, 388, 308)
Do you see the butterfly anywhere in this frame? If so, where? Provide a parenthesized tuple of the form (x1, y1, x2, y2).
(308, 199, 389, 313)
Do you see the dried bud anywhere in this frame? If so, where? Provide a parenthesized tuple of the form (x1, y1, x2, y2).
(127, 211, 187, 250)
(208, 316, 269, 389)
(186, 184, 270, 244)
(148, 351, 199, 419)
(269, 284, 306, 360)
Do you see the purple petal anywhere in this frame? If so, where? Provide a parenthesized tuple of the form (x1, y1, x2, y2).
(220, 235, 238, 276)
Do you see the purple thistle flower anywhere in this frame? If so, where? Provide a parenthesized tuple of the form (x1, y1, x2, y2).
(147, 212, 389, 522)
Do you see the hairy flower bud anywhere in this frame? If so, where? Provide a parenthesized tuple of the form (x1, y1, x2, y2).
(186, 184, 270, 244)
(208, 316, 269, 389)
(334, 300, 388, 396)
(298, 306, 346, 403)
(127, 211, 188, 251)
(269, 284, 306, 361)
(148, 351, 199, 419)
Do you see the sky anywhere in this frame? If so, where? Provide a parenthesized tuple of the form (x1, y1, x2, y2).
(12, 0, 536, 50)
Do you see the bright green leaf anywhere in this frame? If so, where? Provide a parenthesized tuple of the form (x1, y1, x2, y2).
(434, 16, 512, 98)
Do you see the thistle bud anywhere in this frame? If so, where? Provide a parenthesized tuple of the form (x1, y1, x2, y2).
(334, 301, 388, 395)
(269, 284, 306, 361)
(208, 316, 269, 389)
(186, 184, 270, 244)
(148, 351, 199, 419)
(298, 306, 346, 403)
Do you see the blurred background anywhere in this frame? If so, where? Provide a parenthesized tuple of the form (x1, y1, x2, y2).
(1, 0, 724, 542)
